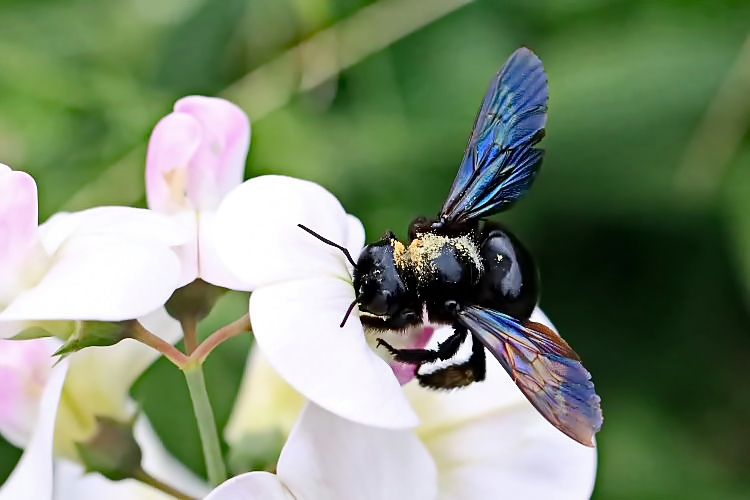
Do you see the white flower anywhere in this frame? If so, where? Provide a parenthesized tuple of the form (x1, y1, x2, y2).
(215, 314, 597, 499)
(0, 164, 188, 338)
(213, 175, 437, 429)
(209, 402, 438, 500)
(145, 96, 252, 290)
(0, 359, 68, 500)
(0, 310, 208, 499)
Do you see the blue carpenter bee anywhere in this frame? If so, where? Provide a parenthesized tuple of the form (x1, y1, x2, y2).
(300, 48, 602, 446)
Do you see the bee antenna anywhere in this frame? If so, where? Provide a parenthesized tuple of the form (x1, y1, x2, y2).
(340, 299, 358, 328)
(297, 224, 357, 268)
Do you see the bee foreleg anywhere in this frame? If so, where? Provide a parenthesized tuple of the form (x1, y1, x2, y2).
(375, 324, 468, 364)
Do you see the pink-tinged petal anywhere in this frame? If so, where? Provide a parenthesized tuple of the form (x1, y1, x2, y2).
(0, 360, 68, 500)
(276, 403, 437, 500)
(0, 235, 181, 321)
(145, 112, 202, 214)
(197, 211, 253, 290)
(206, 472, 293, 500)
(376, 325, 436, 385)
(174, 96, 250, 209)
(0, 168, 39, 272)
(214, 176, 355, 288)
(250, 277, 418, 429)
(0, 368, 26, 444)
(0, 338, 57, 447)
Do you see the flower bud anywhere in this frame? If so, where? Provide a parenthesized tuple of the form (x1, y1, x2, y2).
(74, 416, 143, 482)
(164, 279, 227, 323)
(53, 321, 132, 357)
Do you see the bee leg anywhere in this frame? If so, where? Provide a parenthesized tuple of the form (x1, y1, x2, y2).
(375, 325, 468, 364)
(417, 334, 486, 389)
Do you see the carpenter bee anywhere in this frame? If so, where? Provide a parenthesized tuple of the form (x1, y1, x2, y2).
(299, 48, 602, 446)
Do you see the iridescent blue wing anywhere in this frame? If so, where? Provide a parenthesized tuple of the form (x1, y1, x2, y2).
(458, 305, 602, 446)
(440, 48, 547, 225)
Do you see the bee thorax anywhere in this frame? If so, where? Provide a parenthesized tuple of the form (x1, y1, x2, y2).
(397, 233, 482, 289)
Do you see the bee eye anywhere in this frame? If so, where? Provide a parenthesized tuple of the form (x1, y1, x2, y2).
(367, 290, 391, 316)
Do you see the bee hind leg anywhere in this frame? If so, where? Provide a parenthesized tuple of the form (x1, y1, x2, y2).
(416, 334, 486, 390)
(375, 324, 468, 364)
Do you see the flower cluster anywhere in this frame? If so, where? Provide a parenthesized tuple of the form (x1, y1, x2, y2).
(0, 96, 597, 499)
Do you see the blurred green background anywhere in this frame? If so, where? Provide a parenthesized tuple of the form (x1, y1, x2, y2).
(1, 0, 750, 498)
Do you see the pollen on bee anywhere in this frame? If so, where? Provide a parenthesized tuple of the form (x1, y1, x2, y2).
(392, 239, 407, 267)
(404, 233, 483, 280)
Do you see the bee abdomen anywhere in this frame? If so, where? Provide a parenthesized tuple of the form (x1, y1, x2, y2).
(472, 224, 538, 319)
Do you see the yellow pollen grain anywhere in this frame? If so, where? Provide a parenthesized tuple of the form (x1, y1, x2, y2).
(392, 239, 407, 268)
(406, 233, 448, 279)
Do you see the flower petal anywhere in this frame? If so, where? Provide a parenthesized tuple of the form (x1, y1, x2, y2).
(224, 348, 306, 445)
(405, 307, 561, 429)
(197, 211, 253, 290)
(0, 235, 181, 321)
(52, 417, 209, 500)
(52, 461, 165, 500)
(136, 416, 211, 498)
(174, 96, 250, 209)
(0, 360, 68, 500)
(250, 277, 418, 429)
(58, 309, 182, 441)
(214, 176, 355, 288)
(277, 402, 437, 500)
(62, 309, 181, 411)
(406, 308, 598, 499)
(0, 338, 58, 447)
(38, 206, 190, 256)
(425, 402, 597, 500)
(345, 214, 365, 264)
(366, 325, 437, 386)
(206, 472, 293, 500)
(163, 211, 200, 287)
(0, 167, 38, 272)
(146, 112, 202, 214)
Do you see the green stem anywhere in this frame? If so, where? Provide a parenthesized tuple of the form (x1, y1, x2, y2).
(183, 364, 227, 486)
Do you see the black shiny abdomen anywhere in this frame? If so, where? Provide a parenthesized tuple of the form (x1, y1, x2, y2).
(471, 222, 539, 320)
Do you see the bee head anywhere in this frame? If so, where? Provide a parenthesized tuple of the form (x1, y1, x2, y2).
(352, 233, 420, 328)
(297, 224, 419, 328)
